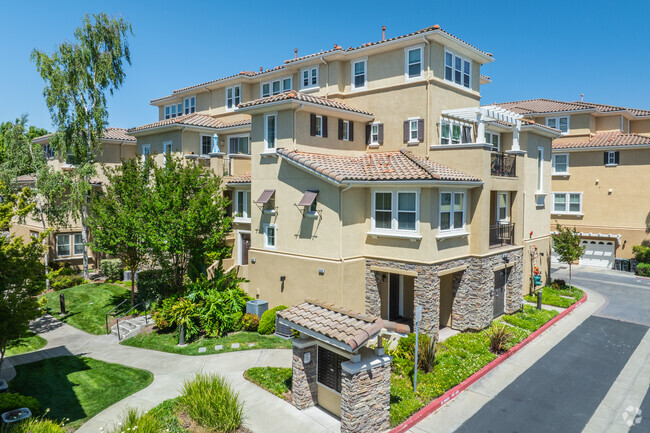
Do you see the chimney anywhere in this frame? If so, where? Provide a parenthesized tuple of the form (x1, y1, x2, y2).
(581, 93, 584, 102)
(260, 66, 263, 72)
(294, 48, 298, 59)
(382, 25, 386, 41)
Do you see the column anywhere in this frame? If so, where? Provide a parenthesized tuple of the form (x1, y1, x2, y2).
(291, 338, 318, 410)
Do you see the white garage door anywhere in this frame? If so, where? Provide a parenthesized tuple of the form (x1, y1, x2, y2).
(579, 240, 615, 268)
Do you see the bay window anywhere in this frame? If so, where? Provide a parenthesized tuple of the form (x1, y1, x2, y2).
(371, 191, 419, 234)
(439, 191, 466, 232)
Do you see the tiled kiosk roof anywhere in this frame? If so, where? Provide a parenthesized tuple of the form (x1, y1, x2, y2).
(277, 148, 481, 184)
(277, 299, 383, 352)
(237, 91, 373, 116)
(553, 132, 650, 149)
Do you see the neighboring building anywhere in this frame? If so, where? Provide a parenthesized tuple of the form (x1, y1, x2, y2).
(131, 24, 560, 338)
(495, 98, 650, 268)
(11, 128, 137, 269)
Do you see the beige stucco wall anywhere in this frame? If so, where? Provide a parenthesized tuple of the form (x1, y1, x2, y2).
(595, 115, 622, 132)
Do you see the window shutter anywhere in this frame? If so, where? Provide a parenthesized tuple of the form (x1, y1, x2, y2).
(310, 114, 316, 136)
(615, 151, 620, 164)
(366, 124, 371, 145)
(403, 121, 409, 143)
(349, 122, 354, 141)
(603, 152, 608, 165)
(338, 119, 343, 140)
(322, 116, 328, 138)
(378, 123, 384, 144)
(418, 119, 425, 142)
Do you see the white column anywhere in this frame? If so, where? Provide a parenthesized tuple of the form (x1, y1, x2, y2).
(512, 119, 521, 151)
(476, 112, 486, 144)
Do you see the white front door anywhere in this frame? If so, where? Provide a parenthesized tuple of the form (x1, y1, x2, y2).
(579, 240, 615, 268)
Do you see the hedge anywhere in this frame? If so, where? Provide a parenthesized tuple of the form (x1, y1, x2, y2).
(258, 305, 288, 335)
(637, 262, 650, 277)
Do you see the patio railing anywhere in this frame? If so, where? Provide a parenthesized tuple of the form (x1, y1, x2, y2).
(491, 152, 516, 177)
(489, 222, 515, 247)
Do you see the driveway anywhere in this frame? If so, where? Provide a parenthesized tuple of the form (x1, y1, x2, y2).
(410, 265, 650, 433)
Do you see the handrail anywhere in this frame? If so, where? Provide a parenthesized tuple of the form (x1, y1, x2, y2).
(105, 299, 129, 334)
(115, 303, 148, 341)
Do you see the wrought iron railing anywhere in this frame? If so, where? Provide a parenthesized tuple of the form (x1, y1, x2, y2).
(490, 152, 516, 177)
(489, 223, 515, 247)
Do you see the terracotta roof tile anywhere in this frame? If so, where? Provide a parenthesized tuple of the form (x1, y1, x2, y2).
(553, 132, 650, 149)
(495, 98, 650, 117)
(277, 148, 480, 183)
(217, 119, 251, 129)
(32, 128, 135, 143)
(128, 113, 224, 133)
(227, 172, 251, 184)
(237, 91, 373, 116)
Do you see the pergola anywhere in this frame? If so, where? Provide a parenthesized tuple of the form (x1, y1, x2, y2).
(442, 105, 524, 152)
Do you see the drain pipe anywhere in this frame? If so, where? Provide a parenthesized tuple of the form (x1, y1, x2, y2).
(321, 58, 329, 97)
(422, 35, 431, 159)
(339, 183, 352, 295)
(294, 103, 305, 151)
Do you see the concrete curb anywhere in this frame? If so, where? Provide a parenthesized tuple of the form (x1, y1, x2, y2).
(390, 293, 588, 433)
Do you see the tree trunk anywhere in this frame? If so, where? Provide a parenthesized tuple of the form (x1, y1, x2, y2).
(130, 266, 136, 306)
(568, 263, 572, 289)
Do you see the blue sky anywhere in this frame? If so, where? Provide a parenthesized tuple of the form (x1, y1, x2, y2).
(1, 0, 649, 131)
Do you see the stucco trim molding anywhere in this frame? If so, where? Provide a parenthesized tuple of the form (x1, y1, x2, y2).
(437, 265, 468, 276)
(369, 266, 418, 277)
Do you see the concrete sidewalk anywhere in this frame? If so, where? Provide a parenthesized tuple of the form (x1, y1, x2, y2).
(4, 315, 340, 433)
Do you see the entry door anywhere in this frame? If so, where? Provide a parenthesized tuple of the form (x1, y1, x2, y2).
(240, 233, 251, 265)
(439, 274, 454, 328)
(388, 274, 402, 321)
(493, 270, 506, 317)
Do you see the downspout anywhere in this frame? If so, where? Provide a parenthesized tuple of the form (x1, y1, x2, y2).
(321, 58, 329, 97)
(294, 103, 305, 151)
(422, 35, 431, 160)
(339, 183, 352, 297)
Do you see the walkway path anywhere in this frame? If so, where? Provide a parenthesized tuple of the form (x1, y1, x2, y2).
(2, 316, 340, 433)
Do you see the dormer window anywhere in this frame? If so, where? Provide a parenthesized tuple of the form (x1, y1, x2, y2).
(301, 67, 319, 90)
(226, 85, 241, 111)
(164, 103, 183, 119)
(184, 96, 196, 115)
(546, 116, 569, 134)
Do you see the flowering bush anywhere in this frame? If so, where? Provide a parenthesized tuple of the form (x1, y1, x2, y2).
(241, 313, 259, 332)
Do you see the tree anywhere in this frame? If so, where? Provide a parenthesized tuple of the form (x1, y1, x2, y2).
(148, 154, 231, 294)
(552, 223, 585, 288)
(0, 184, 46, 371)
(88, 157, 151, 305)
(31, 13, 133, 279)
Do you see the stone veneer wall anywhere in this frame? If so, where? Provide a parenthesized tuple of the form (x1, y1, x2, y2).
(291, 341, 318, 409)
(365, 248, 524, 336)
(340, 362, 391, 433)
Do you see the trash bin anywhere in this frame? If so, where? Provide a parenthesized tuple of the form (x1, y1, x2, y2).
(246, 300, 268, 318)
(615, 258, 623, 271)
(622, 259, 630, 272)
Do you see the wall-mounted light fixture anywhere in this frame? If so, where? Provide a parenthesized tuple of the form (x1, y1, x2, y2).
(502, 253, 509, 264)
(318, 269, 325, 275)
(251, 258, 256, 264)
(280, 276, 286, 282)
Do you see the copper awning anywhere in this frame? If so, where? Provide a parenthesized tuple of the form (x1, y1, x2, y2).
(255, 189, 275, 204)
(298, 190, 318, 207)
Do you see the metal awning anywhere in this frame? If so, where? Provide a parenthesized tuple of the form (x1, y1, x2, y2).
(255, 189, 275, 204)
(298, 190, 318, 207)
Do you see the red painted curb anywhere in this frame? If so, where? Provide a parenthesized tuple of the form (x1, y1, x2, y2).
(390, 292, 588, 433)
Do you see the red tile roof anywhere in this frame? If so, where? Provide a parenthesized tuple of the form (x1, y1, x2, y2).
(277, 148, 480, 183)
(32, 128, 135, 143)
(227, 172, 251, 184)
(128, 113, 224, 133)
(553, 132, 650, 149)
(495, 98, 650, 117)
(237, 91, 373, 116)
(277, 299, 383, 352)
(217, 119, 251, 129)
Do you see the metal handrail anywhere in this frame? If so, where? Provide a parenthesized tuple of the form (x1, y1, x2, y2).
(105, 299, 129, 334)
(115, 303, 148, 341)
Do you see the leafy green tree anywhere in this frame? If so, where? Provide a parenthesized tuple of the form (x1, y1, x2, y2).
(31, 13, 133, 279)
(552, 223, 585, 288)
(88, 157, 151, 305)
(0, 184, 46, 371)
(148, 154, 231, 294)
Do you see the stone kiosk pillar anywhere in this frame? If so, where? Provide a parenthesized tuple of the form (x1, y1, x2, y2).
(291, 337, 318, 409)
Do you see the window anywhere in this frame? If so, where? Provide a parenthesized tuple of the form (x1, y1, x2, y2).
(485, 132, 500, 150)
(164, 103, 183, 119)
(340, 120, 351, 141)
(261, 77, 292, 98)
(439, 191, 465, 232)
(301, 67, 319, 90)
(264, 114, 277, 151)
(352, 59, 366, 90)
(201, 135, 212, 155)
(318, 346, 346, 393)
(552, 153, 569, 174)
(226, 85, 241, 111)
(315, 115, 323, 137)
(497, 192, 508, 222)
(163, 141, 173, 154)
(440, 120, 472, 144)
(263, 224, 277, 249)
(56, 233, 83, 257)
(553, 192, 582, 214)
(366, 122, 383, 146)
(235, 190, 250, 220)
(405, 45, 423, 79)
(409, 119, 418, 142)
(56, 234, 70, 256)
(371, 124, 380, 145)
(43, 144, 55, 159)
(228, 135, 250, 154)
(73, 233, 84, 255)
(546, 116, 569, 133)
(605, 151, 619, 166)
(141, 144, 150, 162)
(184, 96, 196, 115)
(444, 50, 471, 89)
(372, 191, 419, 233)
(537, 147, 544, 192)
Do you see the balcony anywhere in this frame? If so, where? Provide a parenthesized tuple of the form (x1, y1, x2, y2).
(489, 223, 515, 248)
(491, 152, 516, 177)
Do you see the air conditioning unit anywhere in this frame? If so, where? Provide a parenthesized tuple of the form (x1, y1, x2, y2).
(246, 300, 268, 318)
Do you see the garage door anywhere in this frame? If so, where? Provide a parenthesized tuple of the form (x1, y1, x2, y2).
(579, 240, 615, 268)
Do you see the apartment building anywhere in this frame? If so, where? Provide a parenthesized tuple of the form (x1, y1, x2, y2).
(495, 98, 650, 268)
(131, 25, 560, 337)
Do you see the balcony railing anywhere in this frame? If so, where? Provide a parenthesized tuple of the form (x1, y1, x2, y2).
(489, 222, 515, 248)
(491, 152, 516, 177)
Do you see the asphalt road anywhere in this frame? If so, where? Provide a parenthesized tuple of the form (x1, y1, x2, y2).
(454, 265, 650, 433)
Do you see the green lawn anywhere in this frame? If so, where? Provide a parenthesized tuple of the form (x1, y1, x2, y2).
(5, 331, 47, 357)
(41, 283, 131, 335)
(244, 367, 292, 400)
(524, 286, 584, 308)
(122, 330, 291, 355)
(9, 356, 153, 428)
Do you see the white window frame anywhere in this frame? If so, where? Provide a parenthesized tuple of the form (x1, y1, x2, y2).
(228, 134, 251, 155)
(260, 77, 292, 98)
(56, 234, 71, 257)
(237, 230, 251, 265)
(546, 116, 569, 134)
(226, 85, 241, 111)
(234, 189, 251, 222)
(404, 44, 424, 81)
(370, 122, 380, 146)
(552, 153, 570, 175)
(163, 141, 173, 154)
(314, 115, 323, 137)
(141, 144, 151, 162)
(408, 117, 419, 144)
(438, 190, 467, 233)
(183, 96, 196, 115)
(263, 223, 277, 250)
(164, 102, 183, 119)
(301, 67, 319, 90)
(73, 233, 84, 256)
(496, 192, 509, 223)
(552, 192, 583, 215)
(200, 134, 213, 156)
(342, 120, 350, 141)
(351, 58, 367, 91)
(370, 190, 420, 235)
(536, 146, 544, 193)
(444, 49, 472, 89)
(263, 113, 277, 152)
(56, 233, 84, 257)
(606, 151, 617, 166)
(485, 131, 501, 151)
(440, 119, 473, 145)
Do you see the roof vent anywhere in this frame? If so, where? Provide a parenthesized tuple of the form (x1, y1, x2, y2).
(433, 24, 440, 29)
(259, 66, 263, 72)
(294, 48, 298, 59)
(382, 25, 386, 41)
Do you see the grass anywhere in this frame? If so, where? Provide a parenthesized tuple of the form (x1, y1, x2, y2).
(107, 408, 163, 433)
(244, 367, 292, 400)
(524, 286, 584, 308)
(5, 331, 47, 357)
(178, 373, 243, 432)
(121, 330, 292, 355)
(502, 305, 559, 331)
(8, 356, 153, 428)
(148, 398, 185, 433)
(41, 283, 131, 335)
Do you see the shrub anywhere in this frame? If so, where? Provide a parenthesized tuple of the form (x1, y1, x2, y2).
(487, 323, 513, 354)
(637, 262, 650, 277)
(632, 244, 650, 264)
(178, 373, 243, 432)
(0, 392, 40, 415)
(100, 259, 123, 282)
(258, 305, 288, 335)
(152, 296, 177, 332)
(395, 333, 437, 372)
(169, 298, 201, 340)
(137, 269, 173, 305)
(108, 408, 163, 433)
(551, 279, 566, 290)
(241, 313, 259, 332)
(4, 417, 66, 433)
(48, 266, 85, 291)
